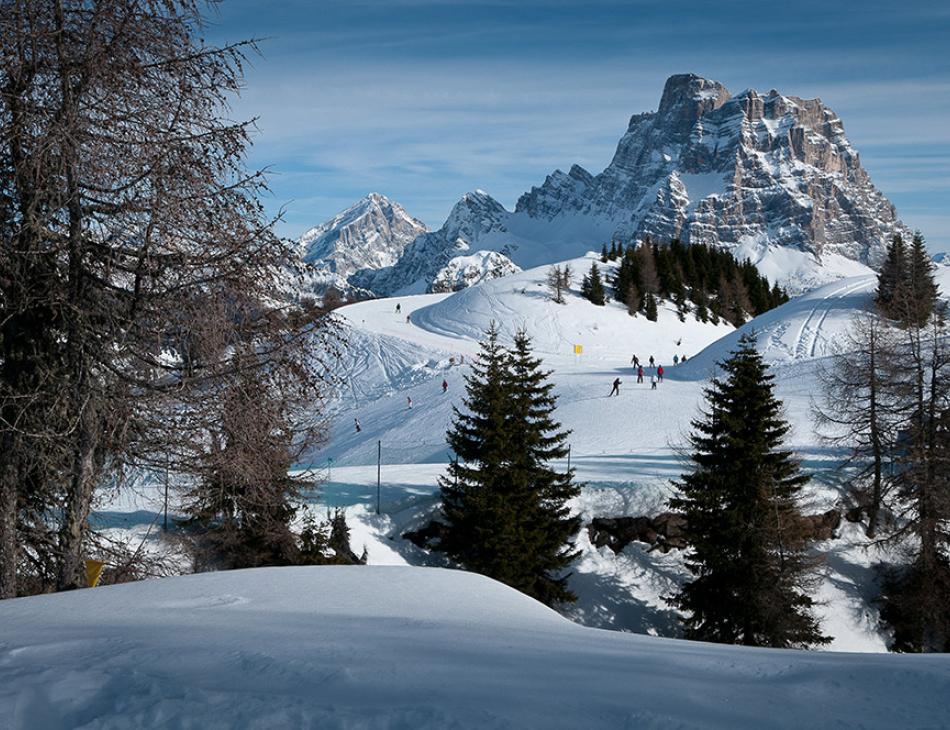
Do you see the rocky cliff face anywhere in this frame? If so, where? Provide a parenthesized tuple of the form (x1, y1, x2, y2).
(510, 73, 908, 290)
(300, 75, 908, 296)
(297, 193, 428, 296)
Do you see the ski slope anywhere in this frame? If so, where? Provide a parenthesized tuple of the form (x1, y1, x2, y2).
(1, 566, 947, 730)
(90, 257, 950, 654)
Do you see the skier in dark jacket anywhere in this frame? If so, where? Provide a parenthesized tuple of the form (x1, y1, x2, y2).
(631, 354, 640, 368)
(354, 417, 362, 433)
(442, 379, 448, 393)
(609, 378, 622, 397)
(649, 355, 655, 369)
(637, 366, 644, 383)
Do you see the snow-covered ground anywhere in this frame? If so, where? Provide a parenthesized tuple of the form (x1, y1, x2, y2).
(2, 566, 948, 730)
(88, 257, 950, 656)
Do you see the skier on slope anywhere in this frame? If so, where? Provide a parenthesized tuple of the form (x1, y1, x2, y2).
(396, 303, 401, 314)
(354, 417, 361, 433)
(631, 354, 640, 368)
(651, 374, 658, 390)
(657, 365, 664, 382)
(442, 379, 448, 393)
(649, 355, 655, 369)
(407, 396, 413, 409)
(637, 365, 644, 384)
(609, 377, 622, 397)
(673, 354, 679, 366)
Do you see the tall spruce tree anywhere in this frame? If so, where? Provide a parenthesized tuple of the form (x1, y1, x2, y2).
(438, 326, 580, 606)
(669, 334, 828, 648)
(876, 234, 908, 319)
(581, 262, 606, 306)
(644, 292, 659, 321)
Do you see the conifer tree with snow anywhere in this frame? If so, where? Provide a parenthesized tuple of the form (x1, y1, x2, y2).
(581, 261, 606, 306)
(669, 334, 828, 648)
(643, 292, 659, 322)
(438, 325, 580, 606)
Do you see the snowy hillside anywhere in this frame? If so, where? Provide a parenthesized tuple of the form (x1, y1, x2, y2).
(2, 566, 947, 729)
(85, 257, 950, 655)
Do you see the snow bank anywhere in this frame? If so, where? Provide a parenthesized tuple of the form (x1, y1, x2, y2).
(1, 566, 947, 729)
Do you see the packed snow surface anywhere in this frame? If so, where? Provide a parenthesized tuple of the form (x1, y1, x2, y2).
(1, 566, 948, 730)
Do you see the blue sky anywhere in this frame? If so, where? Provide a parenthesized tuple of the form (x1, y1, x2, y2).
(206, 0, 950, 252)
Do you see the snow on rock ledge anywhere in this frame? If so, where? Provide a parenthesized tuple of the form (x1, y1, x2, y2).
(429, 250, 521, 293)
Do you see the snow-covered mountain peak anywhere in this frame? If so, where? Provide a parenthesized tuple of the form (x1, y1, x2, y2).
(295, 193, 429, 297)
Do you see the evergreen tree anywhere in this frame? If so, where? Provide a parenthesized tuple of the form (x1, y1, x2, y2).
(644, 292, 659, 322)
(669, 335, 828, 648)
(876, 234, 908, 318)
(601, 244, 609, 263)
(504, 330, 581, 604)
(438, 326, 581, 606)
(904, 232, 939, 328)
(581, 262, 606, 306)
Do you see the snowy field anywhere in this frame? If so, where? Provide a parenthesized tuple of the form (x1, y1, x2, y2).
(88, 257, 950, 655)
(1, 566, 948, 730)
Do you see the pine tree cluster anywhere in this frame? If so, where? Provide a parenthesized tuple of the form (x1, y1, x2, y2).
(604, 239, 787, 326)
(438, 325, 581, 607)
(876, 232, 939, 327)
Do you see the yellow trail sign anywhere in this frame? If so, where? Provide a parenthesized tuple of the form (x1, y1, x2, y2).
(573, 344, 583, 355)
(85, 559, 105, 588)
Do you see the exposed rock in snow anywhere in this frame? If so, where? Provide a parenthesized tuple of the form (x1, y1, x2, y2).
(429, 250, 521, 293)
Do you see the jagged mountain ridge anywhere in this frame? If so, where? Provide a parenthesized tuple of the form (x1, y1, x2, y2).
(302, 74, 909, 296)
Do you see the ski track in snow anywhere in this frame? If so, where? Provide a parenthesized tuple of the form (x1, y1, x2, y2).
(793, 278, 872, 360)
(89, 263, 950, 655)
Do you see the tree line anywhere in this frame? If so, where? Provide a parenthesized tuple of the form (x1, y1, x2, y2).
(572, 239, 788, 325)
(0, 0, 354, 599)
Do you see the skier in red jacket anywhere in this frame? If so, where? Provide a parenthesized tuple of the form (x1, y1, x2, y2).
(657, 365, 664, 382)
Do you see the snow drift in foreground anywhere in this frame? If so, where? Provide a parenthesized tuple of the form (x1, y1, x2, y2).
(1, 566, 947, 730)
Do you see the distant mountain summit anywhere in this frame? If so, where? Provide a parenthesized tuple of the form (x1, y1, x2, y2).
(300, 74, 909, 297)
(297, 193, 428, 296)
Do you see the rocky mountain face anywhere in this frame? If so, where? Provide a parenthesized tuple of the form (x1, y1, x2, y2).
(301, 75, 908, 296)
(297, 193, 428, 297)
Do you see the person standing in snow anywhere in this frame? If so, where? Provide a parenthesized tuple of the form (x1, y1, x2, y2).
(673, 354, 679, 366)
(406, 315, 410, 324)
(637, 365, 644, 384)
(681, 354, 688, 363)
(407, 396, 413, 409)
(631, 354, 640, 368)
(649, 355, 655, 369)
(651, 374, 658, 390)
(354, 417, 361, 433)
(442, 379, 448, 393)
(609, 377, 622, 397)
(657, 365, 664, 382)
(396, 303, 401, 314)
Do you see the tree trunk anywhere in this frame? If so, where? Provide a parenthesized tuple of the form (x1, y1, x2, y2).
(0, 433, 17, 599)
